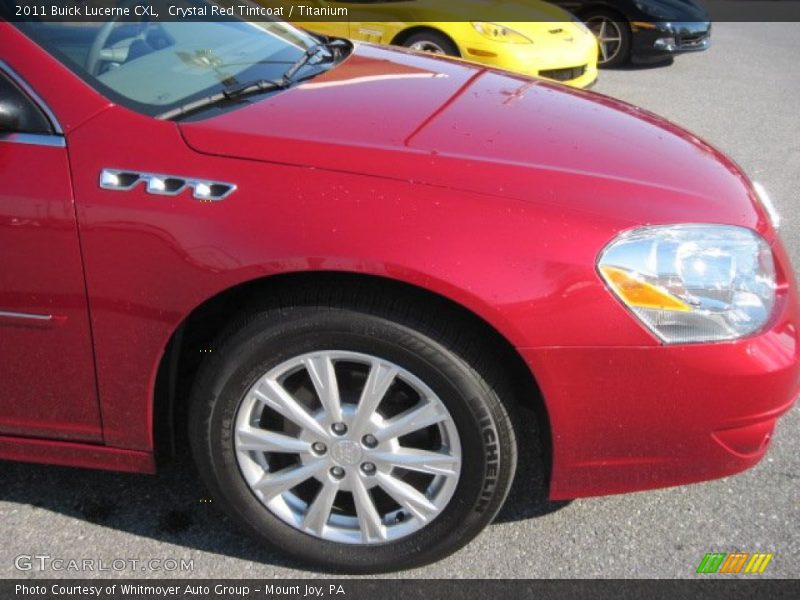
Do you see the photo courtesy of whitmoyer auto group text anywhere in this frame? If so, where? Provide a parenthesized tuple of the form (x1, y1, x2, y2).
(0, 0, 798, 598)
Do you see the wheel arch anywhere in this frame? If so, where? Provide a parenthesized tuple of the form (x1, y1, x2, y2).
(576, 2, 631, 22)
(390, 26, 461, 56)
(152, 270, 551, 482)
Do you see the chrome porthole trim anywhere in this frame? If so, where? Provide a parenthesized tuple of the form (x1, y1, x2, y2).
(234, 350, 462, 545)
(99, 169, 236, 201)
(0, 60, 64, 135)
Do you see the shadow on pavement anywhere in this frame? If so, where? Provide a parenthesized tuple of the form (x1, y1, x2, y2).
(610, 56, 675, 71)
(0, 408, 569, 567)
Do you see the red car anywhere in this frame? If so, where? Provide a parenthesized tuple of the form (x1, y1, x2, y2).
(1, 15, 798, 573)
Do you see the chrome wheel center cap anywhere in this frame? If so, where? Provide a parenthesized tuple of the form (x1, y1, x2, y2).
(331, 440, 362, 466)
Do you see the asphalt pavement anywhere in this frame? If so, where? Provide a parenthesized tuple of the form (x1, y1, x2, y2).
(1, 22, 798, 580)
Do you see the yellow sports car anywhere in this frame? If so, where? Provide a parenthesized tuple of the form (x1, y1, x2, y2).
(279, 0, 599, 88)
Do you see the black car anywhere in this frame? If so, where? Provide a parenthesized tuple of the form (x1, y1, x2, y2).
(550, 0, 711, 67)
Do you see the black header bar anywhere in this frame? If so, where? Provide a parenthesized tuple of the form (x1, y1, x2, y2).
(3, 0, 800, 23)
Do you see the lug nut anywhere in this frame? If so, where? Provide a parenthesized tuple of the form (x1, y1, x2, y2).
(361, 462, 376, 475)
(362, 434, 378, 448)
(311, 442, 327, 455)
(331, 422, 348, 436)
(330, 466, 345, 480)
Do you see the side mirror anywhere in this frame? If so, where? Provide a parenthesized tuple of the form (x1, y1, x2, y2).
(0, 103, 20, 132)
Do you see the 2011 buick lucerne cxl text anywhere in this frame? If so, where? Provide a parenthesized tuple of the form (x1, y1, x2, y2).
(1, 14, 798, 573)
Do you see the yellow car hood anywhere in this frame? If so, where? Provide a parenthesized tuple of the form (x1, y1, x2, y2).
(491, 20, 590, 44)
(397, 0, 577, 22)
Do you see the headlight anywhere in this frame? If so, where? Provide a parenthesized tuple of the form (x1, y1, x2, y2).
(471, 22, 533, 44)
(598, 225, 776, 344)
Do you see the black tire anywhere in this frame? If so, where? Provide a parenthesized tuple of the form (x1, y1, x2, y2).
(583, 11, 632, 68)
(401, 31, 460, 57)
(189, 294, 519, 573)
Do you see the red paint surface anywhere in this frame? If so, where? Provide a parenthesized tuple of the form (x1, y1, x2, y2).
(1, 26, 797, 499)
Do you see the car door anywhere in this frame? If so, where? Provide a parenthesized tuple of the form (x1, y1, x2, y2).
(0, 64, 101, 442)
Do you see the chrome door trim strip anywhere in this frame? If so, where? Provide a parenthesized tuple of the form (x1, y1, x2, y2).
(0, 59, 64, 134)
(0, 132, 66, 148)
(0, 310, 54, 321)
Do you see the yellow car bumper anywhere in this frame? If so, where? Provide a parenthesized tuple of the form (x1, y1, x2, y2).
(452, 34, 599, 88)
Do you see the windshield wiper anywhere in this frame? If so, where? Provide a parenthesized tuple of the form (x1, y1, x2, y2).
(281, 39, 350, 86)
(158, 39, 349, 121)
(157, 78, 286, 120)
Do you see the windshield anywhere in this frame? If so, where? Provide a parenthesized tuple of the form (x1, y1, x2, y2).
(14, 11, 337, 118)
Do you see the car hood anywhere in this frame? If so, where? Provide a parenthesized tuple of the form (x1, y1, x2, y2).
(180, 43, 756, 223)
(490, 19, 592, 45)
(638, 0, 709, 21)
(362, 0, 575, 21)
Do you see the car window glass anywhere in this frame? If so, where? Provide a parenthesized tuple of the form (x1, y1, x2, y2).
(0, 71, 53, 134)
(14, 13, 325, 117)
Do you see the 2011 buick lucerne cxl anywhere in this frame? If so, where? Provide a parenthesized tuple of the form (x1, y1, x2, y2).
(1, 14, 798, 573)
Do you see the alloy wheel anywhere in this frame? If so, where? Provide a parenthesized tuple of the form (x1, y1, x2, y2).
(409, 40, 447, 55)
(586, 17, 624, 64)
(234, 350, 462, 544)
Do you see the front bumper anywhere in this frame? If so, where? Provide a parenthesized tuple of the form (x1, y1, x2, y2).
(454, 34, 599, 89)
(522, 258, 799, 500)
(631, 21, 711, 63)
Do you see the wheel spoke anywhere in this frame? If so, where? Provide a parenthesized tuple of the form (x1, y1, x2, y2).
(303, 355, 343, 423)
(254, 379, 328, 438)
(589, 18, 623, 63)
(235, 350, 463, 544)
(252, 461, 325, 501)
(371, 448, 459, 476)
(302, 480, 339, 536)
(374, 400, 447, 442)
(236, 425, 311, 454)
(351, 475, 386, 542)
(351, 361, 397, 435)
(375, 471, 438, 523)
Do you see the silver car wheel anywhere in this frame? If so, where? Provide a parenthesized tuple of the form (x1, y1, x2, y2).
(587, 17, 624, 64)
(234, 350, 462, 544)
(409, 40, 447, 55)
